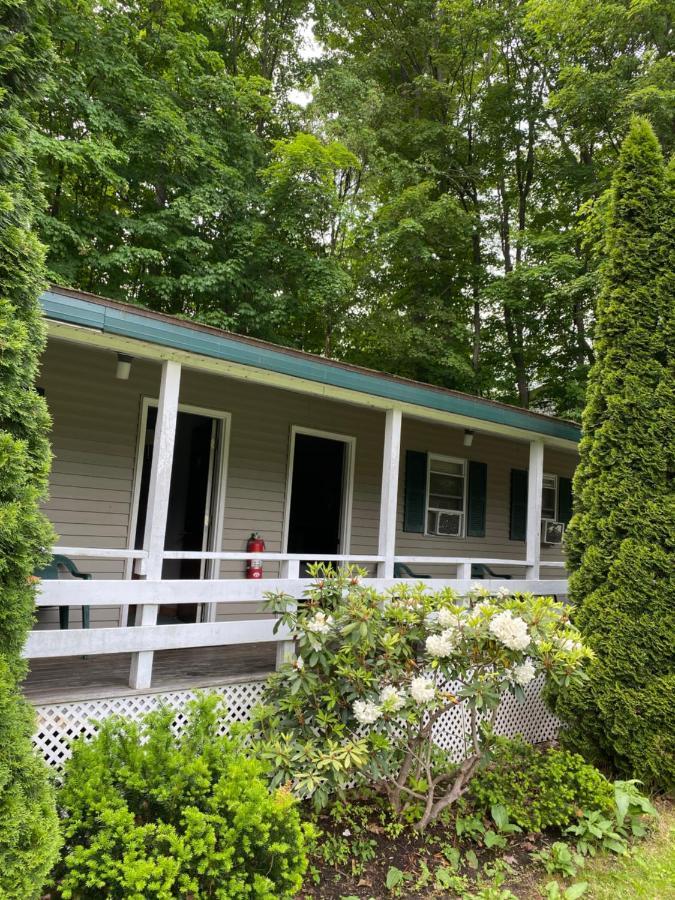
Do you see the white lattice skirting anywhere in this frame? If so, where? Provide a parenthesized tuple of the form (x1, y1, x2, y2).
(33, 680, 267, 769)
(33, 674, 558, 770)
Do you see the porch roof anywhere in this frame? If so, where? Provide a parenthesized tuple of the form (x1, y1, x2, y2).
(40, 285, 581, 444)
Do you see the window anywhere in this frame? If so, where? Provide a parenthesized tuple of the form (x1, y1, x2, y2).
(426, 455, 466, 537)
(542, 473, 558, 520)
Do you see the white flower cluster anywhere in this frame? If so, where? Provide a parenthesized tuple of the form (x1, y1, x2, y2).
(305, 611, 334, 634)
(438, 607, 462, 629)
(353, 685, 407, 726)
(488, 609, 530, 651)
(426, 629, 459, 658)
(353, 699, 382, 726)
(379, 684, 406, 712)
(511, 659, 536, 686)
(410, 676, 435, 704)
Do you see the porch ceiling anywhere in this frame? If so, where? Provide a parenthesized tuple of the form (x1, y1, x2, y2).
(41, 286, 580, 450)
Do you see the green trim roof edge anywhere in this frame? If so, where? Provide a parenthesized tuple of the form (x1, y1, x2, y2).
(40, 288, 581, 443)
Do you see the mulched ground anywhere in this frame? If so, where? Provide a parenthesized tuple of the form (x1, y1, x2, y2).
(298, 793, 553, 899)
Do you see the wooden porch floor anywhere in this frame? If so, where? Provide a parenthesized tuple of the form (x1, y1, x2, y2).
(23, 643, 277, 704)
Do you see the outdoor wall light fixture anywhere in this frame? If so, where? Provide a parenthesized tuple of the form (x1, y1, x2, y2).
(463, 429, 475, 447)
(116, 353, 133, 380)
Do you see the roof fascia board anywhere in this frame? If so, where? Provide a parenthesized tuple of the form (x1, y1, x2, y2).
(46, 321, 579, 453)
(41, 291, 581, 447)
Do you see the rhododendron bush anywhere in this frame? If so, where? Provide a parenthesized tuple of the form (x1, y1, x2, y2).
(256, 566, 592, 829)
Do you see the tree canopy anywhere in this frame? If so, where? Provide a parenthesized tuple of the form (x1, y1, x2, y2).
(14, 0, 675, 415)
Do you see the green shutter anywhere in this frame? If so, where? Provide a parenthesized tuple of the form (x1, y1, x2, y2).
(558, 476, 573, 525)
(467, 461, 487, 537)
(509, 468, 528, 541)
(403, 450, 428, 533)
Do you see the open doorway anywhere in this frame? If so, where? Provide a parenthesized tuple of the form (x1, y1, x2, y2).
(129, 402, 229, 625)
(284, 428, 355, 570)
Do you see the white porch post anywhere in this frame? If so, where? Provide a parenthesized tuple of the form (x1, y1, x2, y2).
(377, 409, 402, 579)
(129, 360, 182, 689)
(525, 439, 544, 580)
(457, 562, 472, 581)
(276, 558, 300, 669)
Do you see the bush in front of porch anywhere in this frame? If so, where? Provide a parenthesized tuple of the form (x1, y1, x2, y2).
(51, 695, 312, 899)
(555, 117, 675, 790)
(256, 566, 592, 830)
(0, 5, 61, 894)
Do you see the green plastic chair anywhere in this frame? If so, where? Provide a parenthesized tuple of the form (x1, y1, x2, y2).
(393, 563, 514, 581)
(34, 554, 91, 629)
(393, 563, 430, 579)
(471, 563, 512, 580)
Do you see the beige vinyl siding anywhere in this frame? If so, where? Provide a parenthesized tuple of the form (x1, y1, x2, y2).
(37, 341, 155, 628)
(178, 367, 384, 621)
(38, 339, 387, 627)
(396, 418, 577, 577)
(37, 337, 577, 631)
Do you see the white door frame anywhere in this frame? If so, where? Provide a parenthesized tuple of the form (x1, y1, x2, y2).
(122, 397, 231, 625)
(281, 425, 356, 558)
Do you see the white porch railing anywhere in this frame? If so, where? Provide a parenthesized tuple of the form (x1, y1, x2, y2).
(27, 547, 568, 681)
(29, 363, 568, 691)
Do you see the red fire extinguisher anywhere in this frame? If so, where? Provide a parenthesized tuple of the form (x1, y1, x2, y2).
(246, 532, 265, 579)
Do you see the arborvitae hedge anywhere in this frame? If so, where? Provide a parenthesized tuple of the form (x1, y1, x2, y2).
(0, 1, 61, 893)
(555, 118, 675, 789)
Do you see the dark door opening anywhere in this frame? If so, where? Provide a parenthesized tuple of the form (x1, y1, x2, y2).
(286, 433, 346, 565)
(133, 406, 217, 624)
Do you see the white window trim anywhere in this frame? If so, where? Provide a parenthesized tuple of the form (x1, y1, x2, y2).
(425, 453, 468, 539)
(124, 397, 232, 625)
(281, 425, 356, 556)
(541, 472, 558, 522)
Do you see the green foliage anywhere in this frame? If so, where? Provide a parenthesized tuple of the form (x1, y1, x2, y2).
(256, 566, 590, 829)
(554, 117, 675, 789)
(259, 132, 360, 354)
(0, 660, 62, 899)
(565, 780, 657, 858)
(469, 737, 615, 833)
(543, 882, 588, 900)
(32, 0, 314, 338)
(53, 695, 311, 899)
(562, 799, 675, 900)
(0, 2, 61, 893)
(533, 841, 586, 878)
(385, 864, 412, 894)
(16, 0, 672, 412)
(311, 0, 673, 413)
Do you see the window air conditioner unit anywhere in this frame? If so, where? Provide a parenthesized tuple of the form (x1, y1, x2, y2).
(434, 511, 463, 536)
(541, 518, 564, 545)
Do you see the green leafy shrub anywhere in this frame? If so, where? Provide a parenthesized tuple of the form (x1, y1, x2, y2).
(469, 737, 615, 832)
(53, 696, 311, 899)
(257, 565, 590, 830)
(565, 779, 657, 857)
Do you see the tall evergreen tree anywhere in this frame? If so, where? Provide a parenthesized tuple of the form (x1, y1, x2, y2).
(555, 117, 675, 788)
(0, 0, 61, 892)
